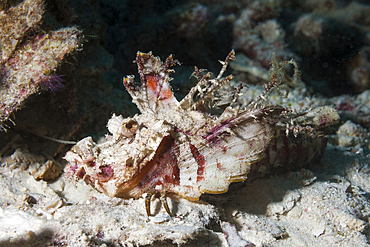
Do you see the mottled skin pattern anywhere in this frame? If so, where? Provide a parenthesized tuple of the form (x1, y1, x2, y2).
(64, 51, 339, 216)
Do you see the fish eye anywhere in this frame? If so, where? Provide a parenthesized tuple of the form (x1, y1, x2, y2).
(125, 122, 133, 129)
(122, 119, 138, 137)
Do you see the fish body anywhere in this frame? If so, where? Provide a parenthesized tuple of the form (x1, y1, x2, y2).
(64, 51, 339, 202)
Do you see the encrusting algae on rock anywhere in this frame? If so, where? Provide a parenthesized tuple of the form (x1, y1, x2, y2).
(0, 0, 83, 130)
(64, 50, 339, 216)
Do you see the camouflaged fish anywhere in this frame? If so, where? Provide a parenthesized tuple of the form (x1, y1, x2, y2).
(64, 51, 339, 216)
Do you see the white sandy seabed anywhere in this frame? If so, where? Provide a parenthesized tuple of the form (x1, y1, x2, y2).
(0, 142, 369, 247)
